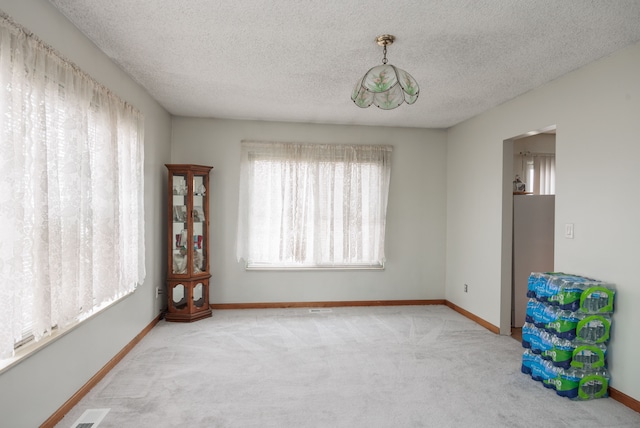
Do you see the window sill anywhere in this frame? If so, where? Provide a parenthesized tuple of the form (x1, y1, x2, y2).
(244, 263, 385, 271)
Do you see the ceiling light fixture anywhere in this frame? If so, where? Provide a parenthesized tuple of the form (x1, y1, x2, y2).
(351, 34, 419, 110)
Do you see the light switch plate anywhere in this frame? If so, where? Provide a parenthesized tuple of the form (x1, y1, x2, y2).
(565, 223, 574, 239)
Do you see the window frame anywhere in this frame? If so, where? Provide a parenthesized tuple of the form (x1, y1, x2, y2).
(237, 141, 392, 270)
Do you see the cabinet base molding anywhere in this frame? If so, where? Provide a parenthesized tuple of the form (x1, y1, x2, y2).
(165, 308, 212, 322)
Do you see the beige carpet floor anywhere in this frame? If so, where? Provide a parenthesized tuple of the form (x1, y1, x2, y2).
(56, 305, 640, 427)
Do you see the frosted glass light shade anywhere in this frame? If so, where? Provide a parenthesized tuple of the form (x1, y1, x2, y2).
(351, 64, 419, 110)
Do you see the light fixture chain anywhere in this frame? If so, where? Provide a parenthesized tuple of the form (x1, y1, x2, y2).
(382, 44, 388, 64)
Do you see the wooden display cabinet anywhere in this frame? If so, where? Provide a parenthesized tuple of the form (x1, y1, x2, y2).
(165, 164, 213, 322)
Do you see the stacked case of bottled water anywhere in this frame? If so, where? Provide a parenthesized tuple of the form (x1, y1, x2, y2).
(520, 272, 615, 400)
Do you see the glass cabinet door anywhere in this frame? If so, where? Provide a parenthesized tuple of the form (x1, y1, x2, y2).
(171, 173, 188, 274)
(192, 173, 207, 274)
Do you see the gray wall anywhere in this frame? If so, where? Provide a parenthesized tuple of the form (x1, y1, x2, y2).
(171, 118, 447, 304)
(446, 42, 640, 401)
(0, 1, 172, 426)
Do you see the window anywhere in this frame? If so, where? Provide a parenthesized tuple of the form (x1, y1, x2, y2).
(516, 151, 556, 195)
(237, 141, 392, 269)
(522, 155, 555, 195)
(0, 14, 145, 360)
(532, 155, 555, 195)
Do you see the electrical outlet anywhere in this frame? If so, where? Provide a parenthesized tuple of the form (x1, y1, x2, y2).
(155, 287, 161, 299)
(464, 284, 468, 293)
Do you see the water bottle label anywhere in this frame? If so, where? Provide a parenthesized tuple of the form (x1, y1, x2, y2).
(546, 318, 576, 334)
(554, 290, 580, 305)
(554, 375, 578, 391)
(547, 347, 573, 364)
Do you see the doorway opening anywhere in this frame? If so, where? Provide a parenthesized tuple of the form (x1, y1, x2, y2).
(500, 125, 556, 338)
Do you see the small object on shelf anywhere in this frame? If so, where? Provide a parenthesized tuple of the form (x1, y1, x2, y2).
(174, 229, 187, 248)
(194, 249, 204, 273)
(165, 164, 213, 322)
(513, 174, 526, 192)
(193, 206, 204, 222)
(173, 205, 187, 222)
(173, 247, 188, 274)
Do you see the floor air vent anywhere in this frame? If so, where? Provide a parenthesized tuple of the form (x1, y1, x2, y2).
(309, 308, 332, 313)
(71, 408, 110, 428)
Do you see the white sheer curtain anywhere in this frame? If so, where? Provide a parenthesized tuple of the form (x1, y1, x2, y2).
(0, 13, 145, 359)
(533, 155, 556, 195)
(237, 141, 392, 268)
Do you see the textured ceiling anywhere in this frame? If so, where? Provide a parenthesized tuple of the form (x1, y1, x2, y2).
(49, 0, 640, 129)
